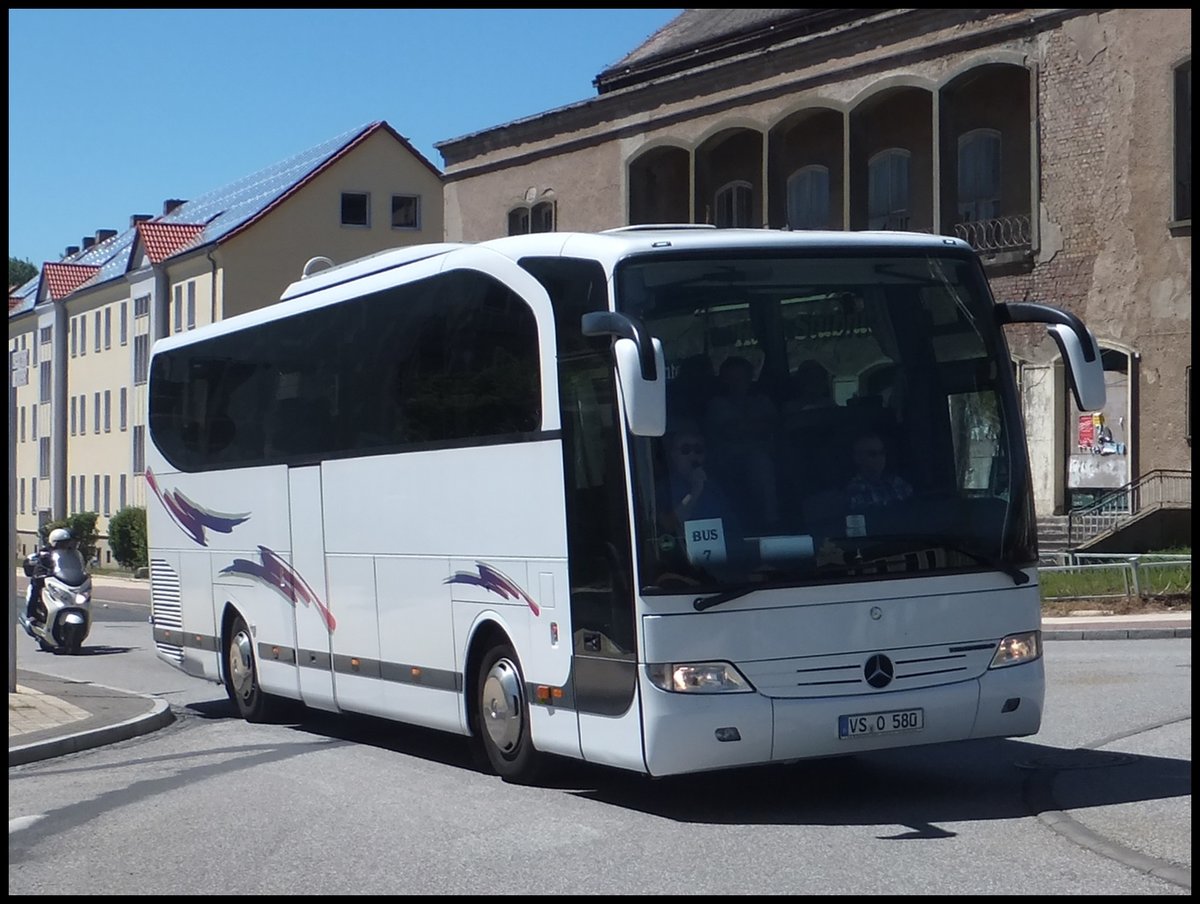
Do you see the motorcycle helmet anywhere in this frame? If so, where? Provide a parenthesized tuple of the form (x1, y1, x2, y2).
(48, 528, 72, 549)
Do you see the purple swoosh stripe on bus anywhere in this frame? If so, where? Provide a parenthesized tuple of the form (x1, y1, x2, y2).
(220, 546, 337, 633)
(445, 562, 541, 616)
(145, 467, 250, 547)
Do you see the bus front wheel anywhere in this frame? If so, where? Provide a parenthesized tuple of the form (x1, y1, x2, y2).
(225, 614, 281, 723)
(474, 642, 541, 784)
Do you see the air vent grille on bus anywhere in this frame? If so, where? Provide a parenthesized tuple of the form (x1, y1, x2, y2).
(150, 558, 184, 662)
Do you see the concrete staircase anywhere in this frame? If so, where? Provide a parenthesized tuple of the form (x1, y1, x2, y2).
(1036, 514, 1071, 564)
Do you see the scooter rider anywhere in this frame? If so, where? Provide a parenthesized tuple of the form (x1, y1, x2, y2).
(25, 528, 74, 623)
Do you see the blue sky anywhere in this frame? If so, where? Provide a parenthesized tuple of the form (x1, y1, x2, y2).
(7, 8, 681, 270)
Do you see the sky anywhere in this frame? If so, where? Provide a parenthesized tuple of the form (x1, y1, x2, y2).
(7, 8, 682, 270)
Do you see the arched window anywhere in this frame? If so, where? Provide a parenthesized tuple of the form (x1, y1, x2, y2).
(786, 165, 830, 230)
(868, 149, 910, 230)
(714, 180, 754, 227)
(507, 207, 530, 236)
(958, 129, 1001, 223)
(507, 200, 557, 235)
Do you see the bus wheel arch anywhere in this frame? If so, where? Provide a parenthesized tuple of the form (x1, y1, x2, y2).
(464, 619, 542, 784)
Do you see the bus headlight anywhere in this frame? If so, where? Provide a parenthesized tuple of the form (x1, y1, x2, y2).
(646, 661, 753, 693)
(990, 631, 1042, 668)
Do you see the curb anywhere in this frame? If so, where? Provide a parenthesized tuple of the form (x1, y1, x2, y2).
(1043, 627, 1191, 641)
(8, 687, 175, 767)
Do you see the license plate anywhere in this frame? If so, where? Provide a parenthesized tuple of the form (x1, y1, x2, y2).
(839, 708, 924, 738)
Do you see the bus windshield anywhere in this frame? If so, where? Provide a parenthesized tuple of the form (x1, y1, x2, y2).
(615, 248, 1036, 596)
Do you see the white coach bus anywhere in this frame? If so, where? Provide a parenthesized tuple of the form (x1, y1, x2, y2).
(146, 226, 1104, 782)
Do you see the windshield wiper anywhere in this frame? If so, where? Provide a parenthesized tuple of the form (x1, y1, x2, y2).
(694, 586, 756, 612)
(849, 534, 1029, 586)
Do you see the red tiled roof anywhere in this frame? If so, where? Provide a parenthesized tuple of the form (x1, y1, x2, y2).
(42, 263, 100, 300)
(137, 221, 205, 264)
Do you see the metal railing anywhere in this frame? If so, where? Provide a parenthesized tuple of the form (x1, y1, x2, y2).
(1039, 552, 1192, 600)
(1067, 469, 1192, 547)
(952, 214, 1032, 254)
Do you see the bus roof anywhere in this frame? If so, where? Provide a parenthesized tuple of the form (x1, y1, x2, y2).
(153, 227, 974, 357)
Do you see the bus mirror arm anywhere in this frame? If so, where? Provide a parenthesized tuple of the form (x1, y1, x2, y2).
(995, 302, 1107, 412)
(581, 311, 657, 381)
(581, 311, 666, 437)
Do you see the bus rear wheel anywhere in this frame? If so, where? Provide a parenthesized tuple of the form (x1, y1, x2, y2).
(475, 642, 542, 784)
(225, 615, 281, 723)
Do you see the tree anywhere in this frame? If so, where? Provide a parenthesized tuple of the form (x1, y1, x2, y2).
(41, 512, 99, 566)
(9, 256, 37, 288)
(107, 506, 148, 570)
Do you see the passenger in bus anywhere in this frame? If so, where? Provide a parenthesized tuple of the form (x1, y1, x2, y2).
(658, 421, 740, 533)
(845, 430, 913, 510)
(703, 355, 779, 526)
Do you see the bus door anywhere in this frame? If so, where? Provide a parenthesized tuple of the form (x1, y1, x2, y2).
(288, 464, 339, 712)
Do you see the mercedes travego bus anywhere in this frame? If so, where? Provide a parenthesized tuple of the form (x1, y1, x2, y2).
(145, 226, 1105, 783)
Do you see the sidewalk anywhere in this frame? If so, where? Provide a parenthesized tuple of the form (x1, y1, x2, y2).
(8, 609, 1189, 766)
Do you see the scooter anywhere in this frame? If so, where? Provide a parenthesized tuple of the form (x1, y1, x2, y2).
(18, 548, 93, 654)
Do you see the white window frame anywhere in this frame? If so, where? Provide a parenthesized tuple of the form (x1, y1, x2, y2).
(714, 180, 754, 228)
(957, 129, 1001, 224)
(786, 165, 831, 231)
(868, 148, 911, 230)
(341, 191, 371, 227)
(391, 194, 421, 230)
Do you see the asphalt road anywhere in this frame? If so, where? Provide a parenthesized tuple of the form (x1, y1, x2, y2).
(8, 592, 1191, 895)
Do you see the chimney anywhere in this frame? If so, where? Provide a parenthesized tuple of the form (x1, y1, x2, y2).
(64, 246, 80, 258)
(130, 214, 152, 227)
(162, 198, 187, 215)
(82, 237, 96, 250)
(96, 228, 118, 244)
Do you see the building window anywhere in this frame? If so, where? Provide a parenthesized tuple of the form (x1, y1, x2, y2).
(71, 318, 77, 357)
(714, 181, 754, 227)
(1176, 60, 1192, 222)
(104, 389, 112, 432)
(958, 129, 1001, 223)
(868, 148, 911, 230)
(94, 475, 100, 511)
(94, 392, 101, 434)
(39, 361, 51, 402)
(506, 198, 557, 236)
(119, 473, 127, 509)
(40, 326, 52, 344)
(31, 404, 37, 441)
(104, 475, 111, 516)
(120, 387, 127, 431)
(134, 294, 150, 318)
(39, 437, 50, 478)
(134, 334, 149, 384)
(391, 194, 420, 229)
(341, 192, 369, 226)
(70, 397, 76, 436)
(94, 311, 102, 352)
(133, 425, 145, 474)
(174, 285, 182, 333)
(21, 405, 26, 442)
(187, 281, 196, 329)
(507, 207, 530, 236)
(79, 316, 86, 355)
(120, 301, 128, 345)
(787, 165, 831, 230)
(77, 396, 83, 434)
(105, 307, 112, 349)
(20, 478, 25, 514)
(70, 476, 76, 513)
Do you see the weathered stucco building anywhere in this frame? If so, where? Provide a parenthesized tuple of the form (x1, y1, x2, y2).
(436, 8, 1191, 535)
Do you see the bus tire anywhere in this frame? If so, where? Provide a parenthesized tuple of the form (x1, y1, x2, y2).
(474, 642, 542, 784)
(225, 614, 281, 723)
